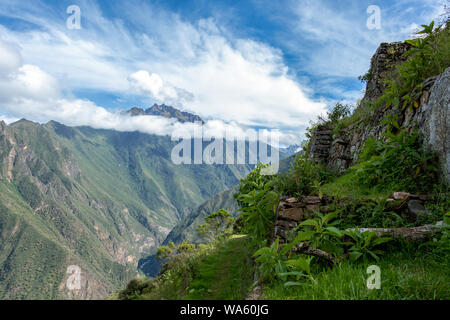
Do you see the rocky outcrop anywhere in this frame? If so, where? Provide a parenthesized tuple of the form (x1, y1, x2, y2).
(308, 125, 333, 165)
(274, 193, 433, 244)
(413, 68, 450, 183)
(307, 40, 450, 183)
(274, 195, 335, 243)
(126, 107, 146, 116)
(363, 42, 412, 102)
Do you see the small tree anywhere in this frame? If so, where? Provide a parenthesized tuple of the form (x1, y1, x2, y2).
(327, 103, 351, 123)
(176, 241, 196, 253)
(197, 209, 235, 243)
(156, 246, 173, 260)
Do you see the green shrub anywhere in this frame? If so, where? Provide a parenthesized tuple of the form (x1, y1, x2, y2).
(352, 130, 437, 192)
(277, 155, 334, 197)
(156, 246, 173, 260)
(16, 175, 42, 209)
(343, 231, 392, 262)
(118, 277, 152, 300)
(234, 164, 279, 241)
(177, 241, 196, 253)
(197, 209, 235, 244)
(252, 238, 286, 283)
(326, 103, 351, 124)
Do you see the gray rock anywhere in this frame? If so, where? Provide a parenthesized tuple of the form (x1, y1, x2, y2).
(407, 199, 430, 220)
(414, 67, 450, 184)
(306, 44, 449, 183)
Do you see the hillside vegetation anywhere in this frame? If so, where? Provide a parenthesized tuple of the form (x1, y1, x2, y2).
(0, 119, 250, 299)
(116, 22, 450, 301)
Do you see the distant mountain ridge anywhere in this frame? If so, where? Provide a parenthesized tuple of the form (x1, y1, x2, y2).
(138, 154, 296, 277)
(280, 145, 303, 156)
(126, 104, 204, 124)
(0, 119, 250, 299)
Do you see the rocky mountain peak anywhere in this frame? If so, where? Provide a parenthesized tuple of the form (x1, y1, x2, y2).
(125, 104, 204, 124)
(126, 107, 146, 116)
(145, 104, 204, 124)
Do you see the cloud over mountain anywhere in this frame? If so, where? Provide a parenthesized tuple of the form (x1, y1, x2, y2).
(0, 0, 329, 144)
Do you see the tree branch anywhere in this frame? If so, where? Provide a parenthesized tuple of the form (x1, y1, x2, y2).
(291, 242, 339, 264)
(345, 222, 443, 241)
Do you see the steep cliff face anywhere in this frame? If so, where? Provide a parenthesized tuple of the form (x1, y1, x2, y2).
(414, 68, 450, 182)
(308, 41, 450, 184)
(362, 42, 413, 102)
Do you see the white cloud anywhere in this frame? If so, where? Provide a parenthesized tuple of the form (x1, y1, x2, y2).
(3, 1, 441, 143)
(127, 70, 194, 105)
(286, 0, 444, 78)
(0, 37, 294, 146)
(128, 71, 164, 98)
(0, 1, 327, 143)
(0, 39, 22, 76)
(0, 115, 19, 124)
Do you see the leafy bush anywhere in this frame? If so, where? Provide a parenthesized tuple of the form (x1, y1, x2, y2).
(156, 246, 173, 260)
(326, 103, 352, 123)
(197, 209, 235, 243)
(376, 22, 450, 111)
(234, 164, 279, 241)
(177, 241, 197, 253)
(343, 231, 392, 262)
(118, 277, 152, 300)
(252, 238, 286, 283)
(294, 212, 344, 256)
(279, 256, 315, 287)
(352, 130, 437, 192)
(358, 68, 373, 83)
(335, 198, 407, 229)
(278, 155, 334, 197)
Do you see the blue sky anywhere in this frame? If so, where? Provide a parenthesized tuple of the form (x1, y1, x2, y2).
(0, 0, 446, 144)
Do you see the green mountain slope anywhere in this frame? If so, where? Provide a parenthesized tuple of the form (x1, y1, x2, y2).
(138, 186, 239, 276)
(161, 154, 295, 247)
(138, 155, 295, 277)
(0, 119, 251, 299)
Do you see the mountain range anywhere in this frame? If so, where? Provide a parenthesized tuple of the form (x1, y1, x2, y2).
(0, 106, 256, 299)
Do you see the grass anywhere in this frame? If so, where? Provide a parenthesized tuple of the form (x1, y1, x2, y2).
(261, 243, 450, 300)
(186, 235, 255, 300)
(122, 233, 450, 301)
(118, 235, 256, 300)
(320, 172, 395, 200)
